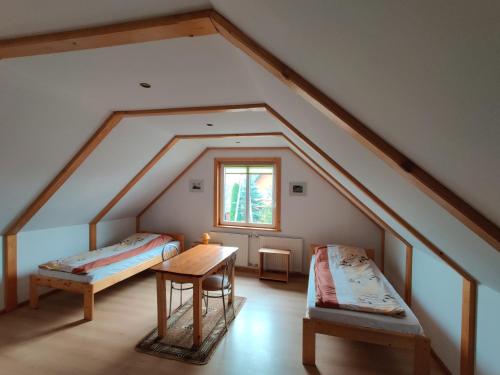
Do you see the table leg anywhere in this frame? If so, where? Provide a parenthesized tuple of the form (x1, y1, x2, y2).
(287, 254, 290, 283)
(193, 279, 202, 347)
(156, 273, 167, 338)
(259, 252, 264, 278)
(229, 263, 235, 305)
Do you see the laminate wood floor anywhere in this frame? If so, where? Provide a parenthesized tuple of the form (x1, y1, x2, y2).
(0, 272, 446, 375)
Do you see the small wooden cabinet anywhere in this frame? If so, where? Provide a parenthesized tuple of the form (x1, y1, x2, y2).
(258, 248, 291, 283)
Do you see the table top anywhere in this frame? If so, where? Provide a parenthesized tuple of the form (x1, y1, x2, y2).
(151, 244, 238, 277)
(258, 247, 291, 255)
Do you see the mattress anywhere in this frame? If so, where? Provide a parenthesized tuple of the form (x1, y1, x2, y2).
(307, 256, 423, 335)
(38, 241, 180, 283)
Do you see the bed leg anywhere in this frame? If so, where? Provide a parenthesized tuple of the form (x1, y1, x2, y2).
(303, 318, 316, 366)
(29, 275, 39, 309)
(83, 288, 94, 321)
(414, 336, 431, 375)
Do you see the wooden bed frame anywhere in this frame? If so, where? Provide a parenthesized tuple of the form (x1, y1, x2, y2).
(29, 232, 184, 321)
(303, 245, 431, 375)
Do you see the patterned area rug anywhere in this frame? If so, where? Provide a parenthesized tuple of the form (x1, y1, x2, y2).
(136, 296, 246, 365)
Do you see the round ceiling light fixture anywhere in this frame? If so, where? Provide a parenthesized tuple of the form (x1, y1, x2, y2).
(139, 82, 151, 88)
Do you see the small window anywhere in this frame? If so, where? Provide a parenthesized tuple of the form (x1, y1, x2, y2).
(214, 158, 281, 231)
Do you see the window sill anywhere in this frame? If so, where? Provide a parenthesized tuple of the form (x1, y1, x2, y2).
(214, 224, 281, 232)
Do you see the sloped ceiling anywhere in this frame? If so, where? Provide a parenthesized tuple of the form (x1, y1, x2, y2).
(0, 34, 260, 232)
(0, 1, 499, 289)
(25, 112, 283, 230)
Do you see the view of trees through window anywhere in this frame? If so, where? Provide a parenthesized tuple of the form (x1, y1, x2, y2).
(222, 165, 274, 226)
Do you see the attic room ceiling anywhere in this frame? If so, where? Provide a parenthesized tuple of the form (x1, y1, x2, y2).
(0, 1, 499, 292)
(24, 111, 285, 231)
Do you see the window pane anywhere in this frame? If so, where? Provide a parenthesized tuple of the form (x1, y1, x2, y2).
(224, 166, 247, 174)
(223, 169, 247, 223)
(249, 166, 274, 174)
(249, 171, 274, 225)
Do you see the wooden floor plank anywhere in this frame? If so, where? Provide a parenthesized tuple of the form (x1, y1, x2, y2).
(0, 272, 447, 374)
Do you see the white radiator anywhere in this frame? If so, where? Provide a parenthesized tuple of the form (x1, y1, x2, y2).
(258, 235, 303, 272)
(208, 232, 249, 267)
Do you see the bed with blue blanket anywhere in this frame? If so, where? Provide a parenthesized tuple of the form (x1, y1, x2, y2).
(29, 232, 184, 321)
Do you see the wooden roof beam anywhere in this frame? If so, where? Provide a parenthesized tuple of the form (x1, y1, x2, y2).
(0, 8, 496, 249)
(0, 10, 216, 59)
(211, 12, 500, 251)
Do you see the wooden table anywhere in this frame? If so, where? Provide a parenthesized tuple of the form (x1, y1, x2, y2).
(152, 244, 238, 347)
(259, 247, 291, 283)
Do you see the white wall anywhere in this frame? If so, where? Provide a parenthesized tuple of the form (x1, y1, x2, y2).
(96, 217, 136, 248)
(411, 248, 462, 375)
(476, 285, 500, 375)
(383, 231, 406, 297)
(17, 224, 89, 303)
(141, 149, 382, 272)
(384, 236, 462, 374)
(385, 231, 500, 375)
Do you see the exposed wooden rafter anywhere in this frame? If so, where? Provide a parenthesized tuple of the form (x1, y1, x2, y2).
(138, 148, 211, 218)
(0, 10, 216, 59)
(121, 103, 267, 117)
(90, 132, 282, 248)
(2, 103, 267, 310)
(4, 113, 123, 236)
(210, 12, 500, 252)
(286, 148, 384, 231)
(0, 10, 497, 250)
(90, 137, 179, 229)
(0, 9, 487, 374)
(1, 103, 479, 374)
(268, 108, 472, 280)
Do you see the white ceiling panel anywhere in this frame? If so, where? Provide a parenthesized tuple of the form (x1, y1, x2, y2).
(1, 35, 260, 110)
(198, 136, 286, 149)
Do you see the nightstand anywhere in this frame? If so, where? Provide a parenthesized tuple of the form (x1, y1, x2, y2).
(258, 247, 291, 282)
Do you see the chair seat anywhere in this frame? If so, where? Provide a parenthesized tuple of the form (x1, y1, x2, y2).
(172, 282, 192, 286)
(171, 282, 193, 290)
(202, 274, 230, 291)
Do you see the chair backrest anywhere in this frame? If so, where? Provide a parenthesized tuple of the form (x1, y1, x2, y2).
(221, 253, 237, 289)
(162, 242, 181, 261)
